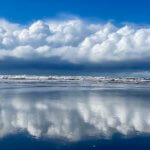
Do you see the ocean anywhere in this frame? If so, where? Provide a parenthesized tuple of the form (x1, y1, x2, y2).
(0, 75, 150, 150)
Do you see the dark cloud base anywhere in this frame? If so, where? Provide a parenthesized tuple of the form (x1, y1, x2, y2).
(0, 58, 150, 76)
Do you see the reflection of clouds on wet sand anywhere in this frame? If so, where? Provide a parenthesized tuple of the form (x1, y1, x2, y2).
(0, 91, 150, 141)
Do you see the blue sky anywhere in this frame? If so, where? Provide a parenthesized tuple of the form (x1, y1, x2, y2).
(0, 0, 150, 76)
(0, 0, 149, 24)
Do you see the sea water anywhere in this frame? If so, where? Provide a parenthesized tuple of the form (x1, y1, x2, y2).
(0, 76, 150, 150)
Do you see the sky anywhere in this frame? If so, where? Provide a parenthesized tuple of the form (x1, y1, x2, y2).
(0, 0, 150, 76)
(0, 0, 150, 24)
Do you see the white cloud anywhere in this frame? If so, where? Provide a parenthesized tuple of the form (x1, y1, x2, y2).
(0, 18, 150, 66)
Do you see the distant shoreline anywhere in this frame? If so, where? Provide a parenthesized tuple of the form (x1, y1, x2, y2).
(0, 75, 150, 84)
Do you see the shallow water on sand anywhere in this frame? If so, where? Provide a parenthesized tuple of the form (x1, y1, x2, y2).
(0, 80, 150, 150)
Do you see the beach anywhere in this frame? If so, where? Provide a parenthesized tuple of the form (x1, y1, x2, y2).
(0, 76, 150, 149)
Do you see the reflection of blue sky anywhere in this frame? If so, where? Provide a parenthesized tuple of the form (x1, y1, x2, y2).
(0, 86, 150, 141)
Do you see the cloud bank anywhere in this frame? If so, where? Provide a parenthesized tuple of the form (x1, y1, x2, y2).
(0, 18, 150, 72)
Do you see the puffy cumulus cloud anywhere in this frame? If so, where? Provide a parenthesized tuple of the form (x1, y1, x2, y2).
(0, 18, 150, 68)
(1, 90, 150, 141)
